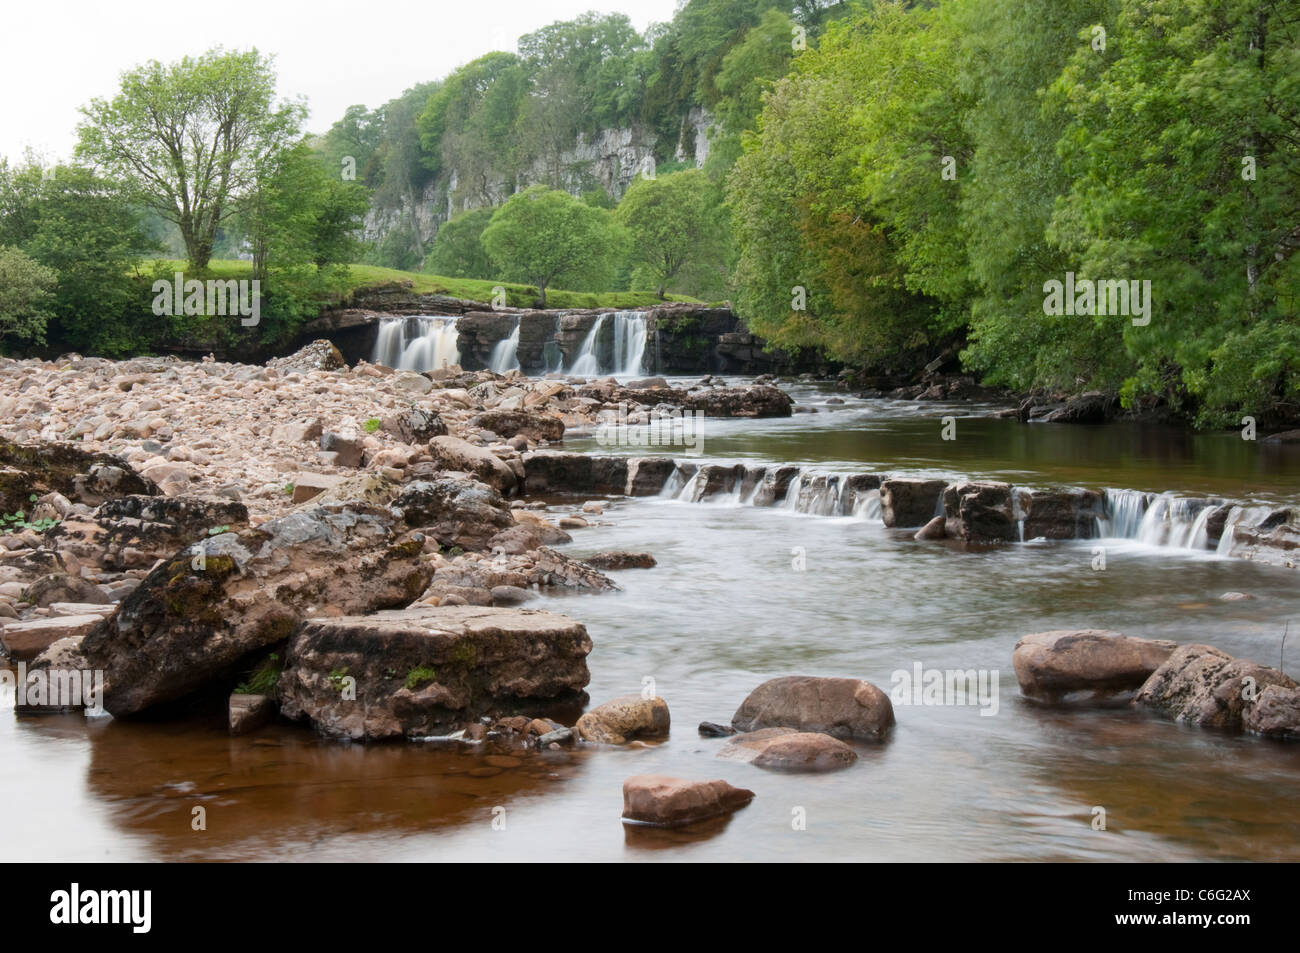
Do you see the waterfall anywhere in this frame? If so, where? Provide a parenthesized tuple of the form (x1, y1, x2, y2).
(569, 316, 607, 376)
(1098, 489, 1223, 550)
(853, 489, 883, 522)
(372, 316, 460, 372)
(612, 311, 648, 377)
(1215, 504, 1272, 555)
(567, 311, 648, 377)
(543, 315, 564, 374)
(489, 320, 521, 374)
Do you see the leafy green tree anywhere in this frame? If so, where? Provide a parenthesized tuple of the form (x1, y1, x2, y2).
(480, 185, 622, 305)
(0, 246, 56, 350)
(424, 207, 496, 279)
(616, 169, 727, 297)
(76, 48, 305, 272)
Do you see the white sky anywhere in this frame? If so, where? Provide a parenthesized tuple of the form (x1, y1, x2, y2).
(0, 0, 680, 162)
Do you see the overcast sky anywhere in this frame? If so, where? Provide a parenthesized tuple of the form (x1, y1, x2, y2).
(0, 0, 679, 162)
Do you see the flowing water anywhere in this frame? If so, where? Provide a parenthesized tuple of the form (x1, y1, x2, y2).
(4, 382, 1299, 861)
(569, 312, 648, 378)
(371, 316, 460, 372)
(488, 320, 521, 374)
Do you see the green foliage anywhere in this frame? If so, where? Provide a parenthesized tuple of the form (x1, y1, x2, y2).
(0, 245, 56, 350)
(616, 170, 729, 298)
(424, 207, 496, 279)
(404, 666, 438, 691)
(0, 504, 60, 533)
(364, 418, 381, 433)
(235, 652, 282, 696)
(480, 185, 624, 306)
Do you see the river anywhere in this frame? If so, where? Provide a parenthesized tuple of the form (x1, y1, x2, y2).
(3, 381, 1298, 861)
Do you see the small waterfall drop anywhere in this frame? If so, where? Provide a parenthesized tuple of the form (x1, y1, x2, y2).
(569, 316, 607, 376)
(488, 320, 521, 374)
(372, 316, 460, 371)
(612, 311, 648, 377)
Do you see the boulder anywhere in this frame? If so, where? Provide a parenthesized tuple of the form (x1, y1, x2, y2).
(469, 410, 564, 443)
(429, 436, 518, 495)
(1244, 685, 1300, 739)
(731, 675, 894, 740)
(750, 466, 801, 507)
(22, 573, 109, 607)
(626, 457, 680, 496)
(1218, 507, 1300, 570)
(621, 775, 755, 827)
(1013, 630, 1177, 703)
(510, 510, 572, 545)
(583, 551, 657, 570)
(290, 473, 346, 504)
(392, 477, 515, 550)
(0, 437, 157, 512)
(267, 339, 346, 372)
(522, 451, 629, 496)
(678, 385, 793, 418)
(880, 479, 947, 528)
(319, 431, 364, 468)
(1134, 644, 1298, 730)
(381, 407, 447, 444)
(49, 495, 249, 573)
(1043, 391, 1116, 424)
(229, 693, 275, 735)
(717, 727, 858, 772)
(575, 695, 671, 744)
(1015, 487, 1104, 540)
(915, 516, 946, 540)
(943, 481, 1016, 542)
(79, 504, 435, 716)
(277, 605, 592, 740)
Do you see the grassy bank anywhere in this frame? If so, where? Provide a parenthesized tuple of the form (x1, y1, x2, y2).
(153, 260, 704, 311)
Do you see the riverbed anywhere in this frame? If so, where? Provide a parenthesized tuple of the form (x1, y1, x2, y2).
(3, 381, 1298, 861)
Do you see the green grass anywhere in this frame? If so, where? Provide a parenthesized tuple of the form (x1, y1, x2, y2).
(151, 259, 702, 311)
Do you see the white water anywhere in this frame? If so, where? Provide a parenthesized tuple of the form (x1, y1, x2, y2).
(372, 316, 460, 371)
(569, 316, 607, 376)
(488, 320, 521, 374)
(567, 311, 648, 377)
(1097, 489, 1225, 550)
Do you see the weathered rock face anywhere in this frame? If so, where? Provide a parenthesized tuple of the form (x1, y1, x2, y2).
(1219, 507, 1300, 570)
(1013, 630, 1178, 704)
(942, 481, 1016, 542)
(621, 774, 756, 828)
(751, 466, 801, 507)
(0, 437, 157, 512)
(469, 410, 564, 443)
(717, 726, 858, 772)
(575, 695, 670, 744)
(1042, 391, 1117, 424)
(1016, 488, 1104, 540)
(391, 477, 515, 550)
(523, 452, 630, 496)
(428, 436, 519, 495)
(419, 545, 616, 605)
(1, 613, 105, 660)
(687, 464, 746, 502)
(625, 457, 678, 496)
(80, 505, 435, 716)
(278, 605, 592, 740)
(678, 385, 793, 418)
(1245, 685, 1300, 739)
(381, 407, 447, 444)
(880, 479, 948, 528)
(49, 495, 249, 574)
(1134, 644, 1298, 730)
(731, 676, 895, 740)
(455, 312, 528, 371)
(266, 339, 346, 373)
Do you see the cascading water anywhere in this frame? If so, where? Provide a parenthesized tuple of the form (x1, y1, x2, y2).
(567, 311, 648, 377)
(488, 320, 521, 374)
(543, 315, 565, 374)
(612, 311, 648, 377)
(372, 316, 460, 372)
(569, 316, 606, 376)
(1098, 488, 1225, 550)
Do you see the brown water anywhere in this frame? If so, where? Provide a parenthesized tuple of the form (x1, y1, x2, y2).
(4, 383, 1299, 862)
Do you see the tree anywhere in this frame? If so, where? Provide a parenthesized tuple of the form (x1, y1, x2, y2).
(616, 169, 726, 297)
(76, 48, 305, 272)
(0, 246, 56, 350)
(424, 207, 496, 279)
(480, 185, 621, 305)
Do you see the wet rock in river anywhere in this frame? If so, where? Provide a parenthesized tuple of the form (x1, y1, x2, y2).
(731, 675, 894, 741)
(278, 605, 592, 741)
(576, 694, 670, 744)
(718, 727, 858, 772)
(880, 478, 948, 528)
(621, 775, 755, 827)
(1013, 630, 1177, 704)
(583, 551, 656, 570)
(943, 481, 1016, 543)
(80, 504, 434, 717)
(1245, 685, 1300, 739)
(1134, 644, 1297, 731)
